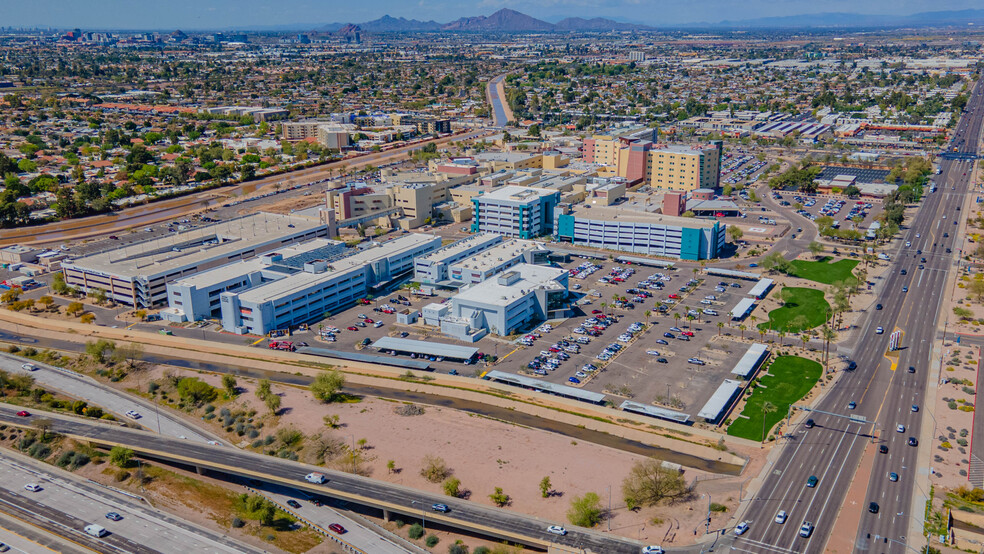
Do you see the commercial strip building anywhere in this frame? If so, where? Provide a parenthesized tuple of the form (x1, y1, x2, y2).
(553, 205, 726, 261)
(62, 213, 329, 308)
(471, 186, 561, 239)
(216, 234, 441, 335)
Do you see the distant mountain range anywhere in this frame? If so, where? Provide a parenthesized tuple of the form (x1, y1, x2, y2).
(317, 9, 650, 33)
(250, 7, 984, 33)
(711, 8, 984, 28)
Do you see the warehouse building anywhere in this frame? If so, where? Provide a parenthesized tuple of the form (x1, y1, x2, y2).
(553, 205, 726, 260)
(62, 213, 328, 308)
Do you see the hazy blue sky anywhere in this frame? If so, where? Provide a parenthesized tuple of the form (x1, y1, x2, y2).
(1, 0, 980, 29)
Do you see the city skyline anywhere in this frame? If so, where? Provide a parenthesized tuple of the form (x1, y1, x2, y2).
(2, 0, 984, 30)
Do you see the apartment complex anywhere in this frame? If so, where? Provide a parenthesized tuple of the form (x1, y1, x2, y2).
(471, 186, 561, 239)
(62, 213, 328, 308)
(554, 206, 726, 260)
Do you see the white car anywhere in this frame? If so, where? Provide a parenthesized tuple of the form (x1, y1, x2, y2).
(735, 521, 750, 535)
(646, 350, 661, 356)
(775, 510, 787, 524)
(24, 483, 41, 492)
(897, 424, 905, 433)
(642, 547, 665, 554)
(546, 525, 567, 536)
(21, 363, 36, 371)
(875, 327, 884, 334)
(125, 410, 141, 420)
(799, 521, 814, 538)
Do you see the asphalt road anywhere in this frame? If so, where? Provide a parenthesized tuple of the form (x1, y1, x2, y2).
(0, 353, 215, 444)
(731, 78, 984, 554)
(0, 450, 258, 553)
(0, 406, 647, 554)
(487, 73, 510, 128)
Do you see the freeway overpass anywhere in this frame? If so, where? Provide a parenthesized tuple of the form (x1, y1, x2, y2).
(0, 406, 646, 554)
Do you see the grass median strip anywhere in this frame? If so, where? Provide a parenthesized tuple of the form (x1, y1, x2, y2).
(727, 355, 822, 441)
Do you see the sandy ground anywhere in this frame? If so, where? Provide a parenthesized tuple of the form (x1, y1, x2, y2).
(116, 365, 763, 548)
(927, 344, 979, 489)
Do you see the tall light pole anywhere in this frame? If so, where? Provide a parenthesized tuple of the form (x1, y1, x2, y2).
(411, 500, 425, 532)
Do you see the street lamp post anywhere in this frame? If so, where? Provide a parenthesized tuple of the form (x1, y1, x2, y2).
(411, 500, 426, 532)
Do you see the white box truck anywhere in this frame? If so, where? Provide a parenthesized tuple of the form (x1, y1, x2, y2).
(305, 472, 327, 484)
(84, 524, 108, 538)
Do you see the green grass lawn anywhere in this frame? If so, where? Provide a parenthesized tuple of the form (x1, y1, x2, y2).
(758, 287, 830, 333)
(727, 355, 823, 441)
(787, 257, 859, 286)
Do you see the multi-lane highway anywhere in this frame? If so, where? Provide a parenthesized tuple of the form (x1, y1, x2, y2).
(0, 405, 648, 553)
(733, 79, 984, 554)
(0, 448, 259, 553)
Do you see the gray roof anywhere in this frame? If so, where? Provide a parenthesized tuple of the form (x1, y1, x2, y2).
(484, 370, 606, 404)
(697, 379, 743, 422)
(730, 298, 757, 318)
(298, 347, 431, 370)
(747, 278, 774, 299)
(619, 400, 691, 424)
(731, 343, 769, 379)
(371, 337, 478, 360)
(615, 256, 676, 268)
(707, 268, 761, 280)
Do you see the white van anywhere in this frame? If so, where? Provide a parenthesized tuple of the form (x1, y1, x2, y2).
(304, 472, 327, 484)
(84, 524, 108, 538)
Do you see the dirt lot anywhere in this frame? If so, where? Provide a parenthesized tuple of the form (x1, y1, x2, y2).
(116, 364, 761, 549)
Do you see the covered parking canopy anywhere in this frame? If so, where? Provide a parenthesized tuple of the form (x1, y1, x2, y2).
(371, 337, 478, 362)
(731, 343, 769, 379)
(697, 379, 744, 424)
(707, 268, 761, 280)
(485, 370, 606, 405)
(298, 347, 431, 370)
(620, 400, 691, 424)
(730, 298, 756, 320)
(615, 256, 675, 269)
(747, 278, 774, 299)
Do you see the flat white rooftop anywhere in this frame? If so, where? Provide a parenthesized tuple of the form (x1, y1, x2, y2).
(65, 213, 324, 279)
(450, 239, 541, 274)
(478, 185, 557, 204)
(417, 234, 502, 264)
(568, 205, 719, 229)
(453, 264, 565, 307)
(171, 239, 342, 289)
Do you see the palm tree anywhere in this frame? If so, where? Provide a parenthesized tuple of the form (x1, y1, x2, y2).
(778, 330, 786, 346)
(739, 324, 747, 340)
(821, 325, 837, 370)
(758, 329, 766, 342)
(800, 333, 810, 351)
(644, 310, 652, 327)
(717, 321, 725, 336)
(762, 401, 777, 443)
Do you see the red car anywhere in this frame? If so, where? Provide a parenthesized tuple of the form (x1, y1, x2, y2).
(668, 294, 679, 299)
(16, 411, 30, 417)
(682, 331, 695, 337)
(346, 326, 359, 331)
(591, 310, 602, 314)
(364, 318, 374, 324)
(329, 523, 346, 534)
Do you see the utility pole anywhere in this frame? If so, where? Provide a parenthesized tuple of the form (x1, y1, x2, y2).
(607, 485, 612, 532)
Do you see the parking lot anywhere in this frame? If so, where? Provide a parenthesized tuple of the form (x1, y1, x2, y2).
(496, 260, 760, 419)
(772, 191, 884, 233)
